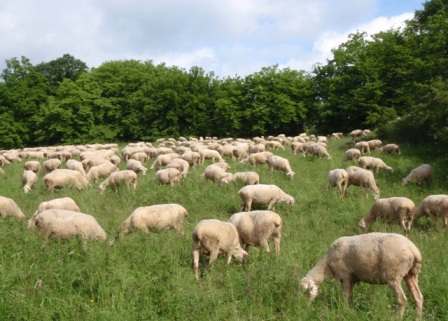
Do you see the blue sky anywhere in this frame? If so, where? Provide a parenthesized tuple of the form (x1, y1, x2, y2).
(0, 0, 425, 78)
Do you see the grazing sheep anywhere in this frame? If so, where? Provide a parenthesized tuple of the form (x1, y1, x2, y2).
(267, 155, 295, 178)
(81, 156, 110, 172)
(150, 153, 180, 169)
(239, 184, 294, 211)
(181, 151, 201, 166)
(346, 167, 380, 199)
(223, 171, 260, 185)
(354, 141, 370, 155)
(44, 169, 90, 192)
(299, 233, 423, 320)
(199, 149, 223, 164)
(228, 210, 282, 254)
(35, 209, 107, 247)
(22, 170, 38, 193)
(378, 143, 401, 155)
(99, 170, 138, 192)
(348, 129, 364, 141)
(367, 139, 382, 150)
(291, 142, 306, 155)
(155, 168, 182, 186)
(126, 159, 147, 175)
(331, 132, 344, 139)
(130, 152, 148, 164)
(217, 144, 235, 157)
(413, 194, 448, 233)
(402, 164, 434, 186)
(28, 197, 81, 228)
(327, 169, 349, 198)
(24, 160, 41, 173)
(117, 203, 188, 239)
(202, 164, 232, 184)
(43, 158, 61, 172)
(65, 159, 87, 176)
(358, 197, 415, 236)
(86, 162, 118, 182)
(232, 143, 250, 160)
(358, 156, 394, 173)
(192, 219, 248, 280)
(0, 196, 26, 220)
(342, 148, 361, 162)
(240, 151, 273, 165)
(165, 158, 190, 176)
(304, 144, 332, 160)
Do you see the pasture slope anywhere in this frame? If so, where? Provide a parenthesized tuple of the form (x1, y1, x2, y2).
(0, 136, 447, 320)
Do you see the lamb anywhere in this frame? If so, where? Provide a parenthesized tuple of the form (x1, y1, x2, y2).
(228, 210, 282, 254)
(346, 167, 380, 199)
(27, 197, 81, 228)
(299, 233, 423, 320)
(354, 141, 370, 155)
(34, 209, 107, 247)
(155, 168, 182, 186)
(239, 184, 295, 211)
(413, 194, 448, 233)
(44, 169, 90, 191)
(358, 156, 394, 173)
(24, 160, 41, 173)
(65, 159, 87, 176)
(192, 219, 248, 280)
(267, 155, 295, 178)
(223, 171, 260, 185)
(327, 169, 349, 198)
(43, 158, 61, 172)
(116, 203, 188, 239)
(240, 151, 273, 165)
(126, 159, 147, 175)
(342, 148, 361, 162)
(22, 170, 38, 193)
(358, 197, 416, 236)
(378, 143, 401, 155)
(402, 164, 434, 186)
(0, 196, 26, 220)
(99, 170, 138, 192)
(86, 162, 118, 181)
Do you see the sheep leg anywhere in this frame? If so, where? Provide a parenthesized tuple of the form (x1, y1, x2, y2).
(404, 274, 423, 320)
(193, 248, 200, 280)
(442, 214, 448, 234)
(387, 280, 408, 320)
(260, 239, 270, 253)
(267, 200, 276, 211)
(273, 237, 280, 254)
(341, 278, 354, 303)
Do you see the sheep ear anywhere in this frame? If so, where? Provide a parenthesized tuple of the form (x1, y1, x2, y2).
(242, 249, 249, 256)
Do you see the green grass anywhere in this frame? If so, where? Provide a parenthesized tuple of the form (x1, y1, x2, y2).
(0, 137, 447, 320)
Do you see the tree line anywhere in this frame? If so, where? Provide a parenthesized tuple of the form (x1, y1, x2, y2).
(0, 0, 446, 149)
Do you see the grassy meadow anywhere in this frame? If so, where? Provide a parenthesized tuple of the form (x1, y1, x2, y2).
(0, 137, 447, 321)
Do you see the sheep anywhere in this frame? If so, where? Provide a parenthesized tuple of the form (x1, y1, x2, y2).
(367, 139, 382, 150)
(346, 167, 380, 199)
(199, 149, 223, 164)
(223, 171, 260, 185)
(202, 163, 232, 183)
(116, 203, 188, 239)
(0, 196, 26, 220)
(28, 197, 81, 228)
(264, 140, 285, 150)
(342, 148, 361, 162)
(81, 156, 110, 172)
(192, 219, 248, 280)
(34, 209, 107, 247)
(43, 158, 61, 172)
(240, 151, 273, 165)
(299, 233, 423, 320)
(402, 164, 434, 186)
(358, 197, 416, 236)
(358, 156, 394, 173)
(267, 155, 295, 178)
(22, 170, 38, 193)
(155, 168, 182, 186)
(228, 210, 282, 254)
(378, 143, 401, 155)
(331, 132, 344, 139)
(181, 151, 201, 167)
(327, 169, 349, 198)
(126, 159, 147, 175)
(239, 184, 294, 211)
(44, 169, 90, 192)
(305, 144, 332, 160)
(130, 152, 148, 164)
(232, 143, 250, 160)
(354, 141, 370, 155)
(413, 194, 448, 233)
(348, 129, 364, 141)
(86, 162, 118, 182)
(217, 144, 235, 157)
(65, 159, 87, 176)
(24, 160, 41, 173)
(165, 158, 190, 176)
(291, 142, 306, 155)
(150, 153, 180, 169)
(99, 170, 138, 192)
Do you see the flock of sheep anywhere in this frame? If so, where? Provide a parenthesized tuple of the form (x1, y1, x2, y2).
(0, 129, 443, 320)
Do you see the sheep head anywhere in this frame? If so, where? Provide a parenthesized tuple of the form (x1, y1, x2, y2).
(299, 276, 319, 301)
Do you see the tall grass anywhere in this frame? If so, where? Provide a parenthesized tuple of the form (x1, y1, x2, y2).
(0, 137, 447, 320)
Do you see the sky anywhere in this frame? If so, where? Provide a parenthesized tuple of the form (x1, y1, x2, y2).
(0, 0, 425, 78)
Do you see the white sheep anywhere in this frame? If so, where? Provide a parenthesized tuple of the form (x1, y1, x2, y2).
(0, 196, 26, 220)
(240, 151, 273, 165)
(267, 155, 295, 178)
(22, 170, 38, 193)
(299, 233, 423, 320)
(327, 169, 349, 198)
(117, 203, 188, 239)
(24, 160, 41, 173)
(35, 209, 107, 247)
(155, 168, 182, 186)
(181, 151, 201, 166)
(99, 170, 138, 192)
(43, 158, 61, 172)
(358, 156, 394, 173)
(342, 148, 361, 162)
(402, 164, 434, 186)
(223, 171, 260, 185)
(346, 167, 380, 199)
(354, 141, 370, 155)
(199, 148, 223, 164)
(378, 143, 401, 155)
(150, 153, 180, 169)
(367, 139, 382, 150)
(232, 143, 250, 160)
(126, 159, 147, 175)
(202, 164, 232, 184)
(304, 143, 332, 160)
(192, 219, 248, 280)
(413, 194, 448, 233)
(228, 210, 282, 254)
(358, 197, 416, 236)
(65, 159, 87, 176)
(165, 158, 190, 176)
(239, 184, 294, 211)
(28, 197, 81, 228)
(44, 169, 90, 192)
(87, 162, 118, 181)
